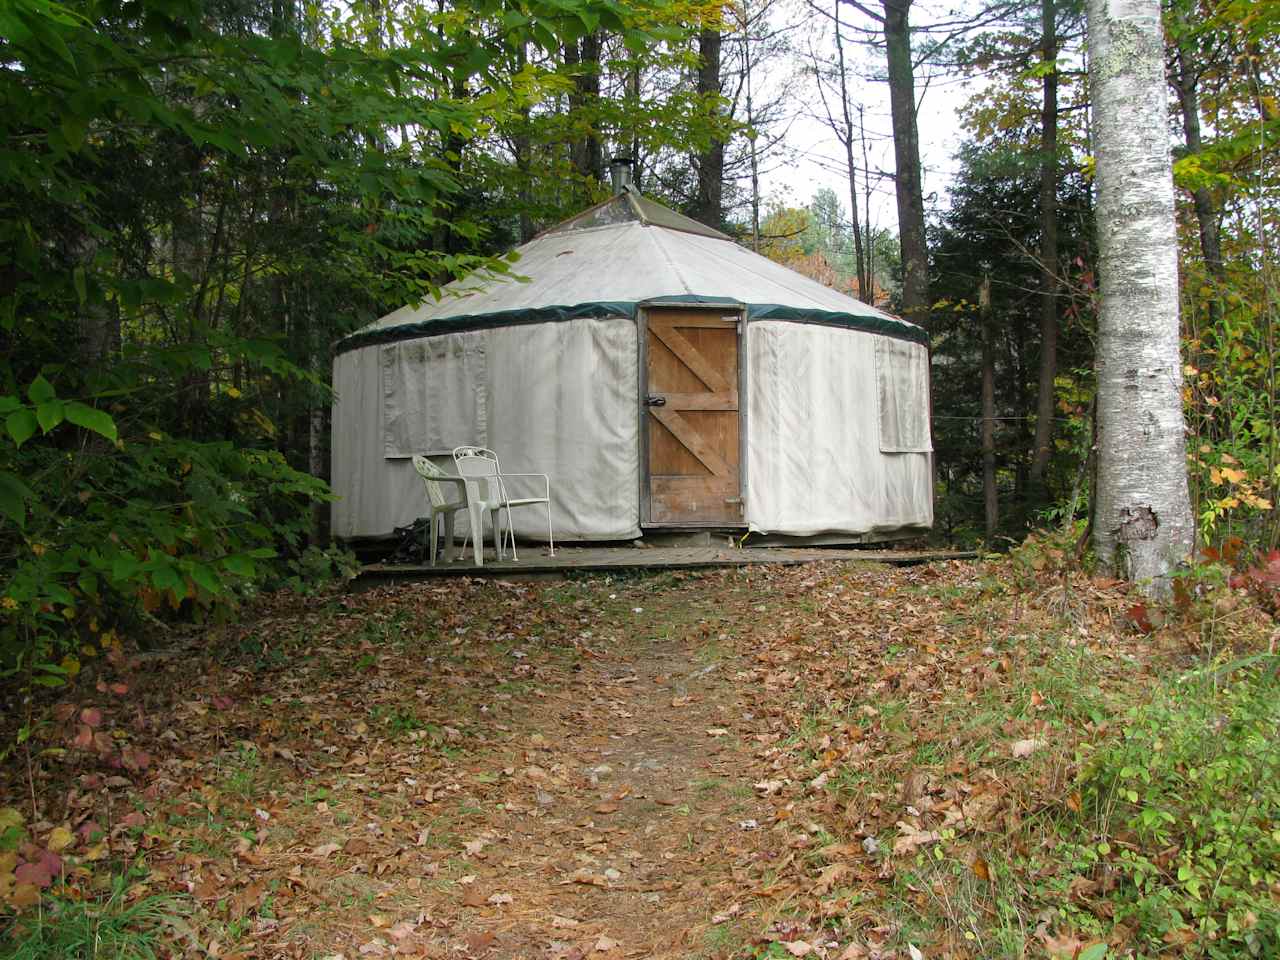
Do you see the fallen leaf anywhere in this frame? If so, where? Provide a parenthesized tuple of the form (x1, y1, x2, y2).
(593, 935, 619, 952)
(387, 921, 417, 941)
(706, 728, 730, 737)
(1011, 739, 1043, 759)
(971, 856, 991, 881)
(10, 883, 40, 909)
(461, 886, 487, 908)
(782, 941, 814, 957)
(487, 892, 513, 905)
(46, 827, 73, 853)
(815, 862, 849, 894)
(594, 802, 619, 815)
(550, 915, 580, 928)
(562, 867, 608, 886)
(892, 821, 941, 855)
(313, 842, 341, 858)
(80, 707, 103, 728)
(711, 903, 742, 924)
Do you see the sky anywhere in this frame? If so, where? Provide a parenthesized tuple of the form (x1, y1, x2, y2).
(747, 0, 987, 236)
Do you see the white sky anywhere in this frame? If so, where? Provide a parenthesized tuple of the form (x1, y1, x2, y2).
(748, 0, 985, 237)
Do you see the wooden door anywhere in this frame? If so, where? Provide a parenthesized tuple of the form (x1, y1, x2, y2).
(643, 307, 742, 524)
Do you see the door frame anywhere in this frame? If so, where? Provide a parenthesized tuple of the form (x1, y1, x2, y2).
(637, 301, 749, 528)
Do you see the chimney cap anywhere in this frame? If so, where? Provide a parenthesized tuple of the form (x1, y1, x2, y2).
(609, 156, 635, 195)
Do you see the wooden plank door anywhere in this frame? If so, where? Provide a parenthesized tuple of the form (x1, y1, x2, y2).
(643, 307, 742, 524)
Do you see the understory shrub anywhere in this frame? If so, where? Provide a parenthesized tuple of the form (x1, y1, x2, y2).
(1065, 656, 1280, 958)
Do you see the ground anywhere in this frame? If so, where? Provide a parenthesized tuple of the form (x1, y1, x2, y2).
(1, 556, 1277, 959)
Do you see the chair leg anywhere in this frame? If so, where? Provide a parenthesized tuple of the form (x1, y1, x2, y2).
(429, 513, 439, 567)
(443, 512, 456, 563)
(467, 501, 483, 566)
(546, 502, 555, 557)
(506, 505, 519, 561)
(490, 508, 503, 560)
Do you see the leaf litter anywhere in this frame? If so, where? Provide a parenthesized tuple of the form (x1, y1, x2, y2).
(2, 558, 1272, 958)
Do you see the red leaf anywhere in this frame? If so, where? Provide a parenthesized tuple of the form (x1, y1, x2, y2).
(1128, 604, 1154, 633)
(14, 859, 53, 888)
(70, 724, 93, 750)
(80, 707, 103, 728)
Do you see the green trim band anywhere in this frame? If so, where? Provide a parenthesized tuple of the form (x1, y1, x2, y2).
(334, 297, 928, 355)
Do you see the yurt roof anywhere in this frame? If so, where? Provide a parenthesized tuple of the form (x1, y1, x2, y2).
(336, 187, 927, 354)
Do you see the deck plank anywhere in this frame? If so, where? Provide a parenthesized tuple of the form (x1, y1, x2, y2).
(359, 545, 977, 580)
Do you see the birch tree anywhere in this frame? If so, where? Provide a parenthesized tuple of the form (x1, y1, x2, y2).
(1087, 0, 1194, 592)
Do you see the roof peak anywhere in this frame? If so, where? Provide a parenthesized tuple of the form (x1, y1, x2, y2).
(536, 188, 733, 243)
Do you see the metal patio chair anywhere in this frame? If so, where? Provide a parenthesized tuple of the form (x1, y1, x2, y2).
(452, 446, 555, 561)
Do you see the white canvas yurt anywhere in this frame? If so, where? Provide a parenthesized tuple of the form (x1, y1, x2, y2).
(331, 172, 933, 544)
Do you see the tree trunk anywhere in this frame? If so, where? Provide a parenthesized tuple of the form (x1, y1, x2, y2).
(981, 274, 999, 540)
(692, 27, 724, 228)
(833, 0, 869, 301)
(567, 33, 604, 184)
(1029, 0, 1059, 499)
(1171, 42, 1224, 286)
(743, 0, 760, 251)
(1087, 0, 1194, 594)
(881, 0, 929, 327)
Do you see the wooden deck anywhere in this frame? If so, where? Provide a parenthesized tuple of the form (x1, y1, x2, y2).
(359, 545, 977, 581)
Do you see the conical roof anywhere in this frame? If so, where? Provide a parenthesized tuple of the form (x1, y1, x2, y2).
(339, 187, 925, 352)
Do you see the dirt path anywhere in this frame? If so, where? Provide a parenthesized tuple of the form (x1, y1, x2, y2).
(441, 614, 772, 958)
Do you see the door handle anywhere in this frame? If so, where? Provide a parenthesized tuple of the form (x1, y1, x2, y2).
(645, 395, 666, 407)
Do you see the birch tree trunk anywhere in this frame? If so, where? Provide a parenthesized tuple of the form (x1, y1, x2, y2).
(1087, 0, 1194, 594)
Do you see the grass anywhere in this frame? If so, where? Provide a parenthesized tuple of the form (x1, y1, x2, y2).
(0, 881, 181, 960)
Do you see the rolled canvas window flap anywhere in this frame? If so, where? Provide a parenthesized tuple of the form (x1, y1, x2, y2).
(382, 335, 487, 458)
(876, 338, 931, 453)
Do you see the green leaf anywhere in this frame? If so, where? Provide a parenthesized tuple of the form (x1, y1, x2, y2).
(188, 563, 223, 596)
(27, 375, 55, 404)
(1078, 944, 1108, 960)
(111, 551, 141, 582)
(222, 555, 256, 577)
(73, 265, 87, 303)
(6, 409, 38, 447)
(0, 396, 20, 415)
(150, 562, 182, 593)
(65, 402, 118, 442)
(36, 400, 65, 433)
(0, 471, 33, 528)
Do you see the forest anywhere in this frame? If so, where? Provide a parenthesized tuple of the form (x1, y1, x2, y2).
(1, 0, 1277, 666)
(1, 0, 1279, 956)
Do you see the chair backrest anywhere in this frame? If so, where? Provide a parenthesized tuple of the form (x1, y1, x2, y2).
(411, 455, 450, 509)
(453, 447, 501, 500)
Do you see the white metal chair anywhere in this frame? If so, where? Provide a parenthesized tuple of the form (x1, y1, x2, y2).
(452, 446, 555, 561)
(411, 455, 483, 566)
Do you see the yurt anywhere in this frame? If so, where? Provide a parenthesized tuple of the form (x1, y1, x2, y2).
(331, 169, 933, 545)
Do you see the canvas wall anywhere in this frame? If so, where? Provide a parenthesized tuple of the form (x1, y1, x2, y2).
(743, 321, 933, 536)
(331, 316, 641, 541)
(331, 316, 932, 542)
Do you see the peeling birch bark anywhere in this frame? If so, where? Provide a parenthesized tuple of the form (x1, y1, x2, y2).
(1086, 0, 1194, 594)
